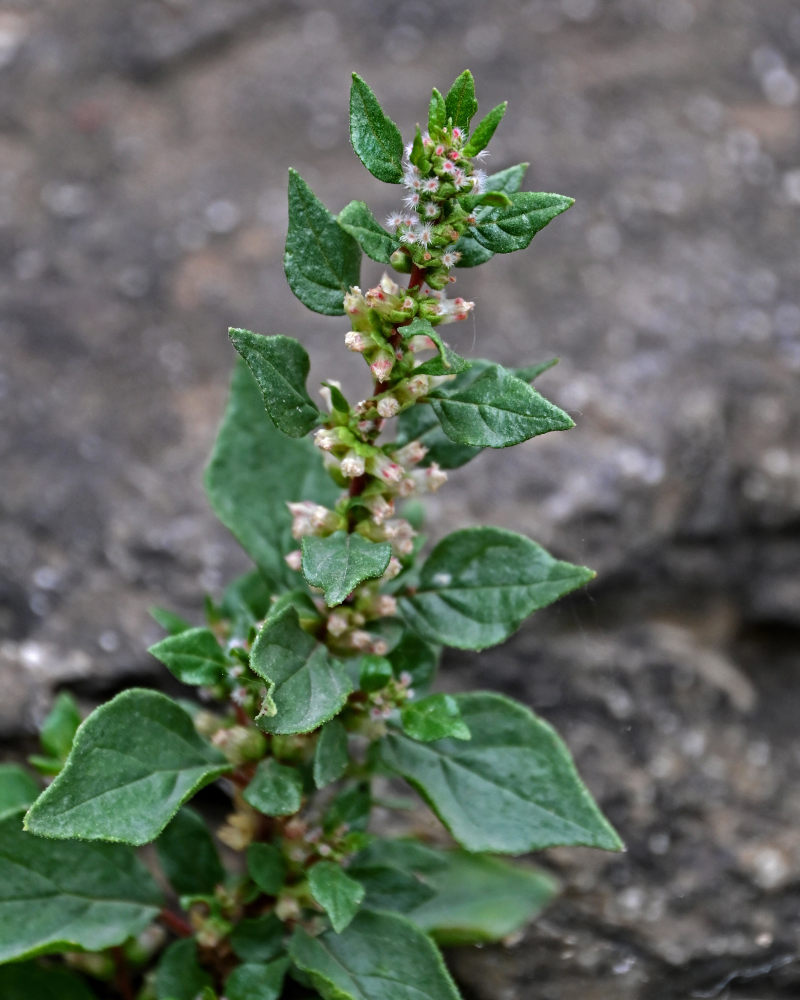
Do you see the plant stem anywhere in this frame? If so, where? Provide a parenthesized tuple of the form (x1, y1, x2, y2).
(159, 908, 193, 938)
(111, 946, 134, 1000)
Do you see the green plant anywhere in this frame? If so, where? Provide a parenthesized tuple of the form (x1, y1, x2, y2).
(0, 71, 622, 1000)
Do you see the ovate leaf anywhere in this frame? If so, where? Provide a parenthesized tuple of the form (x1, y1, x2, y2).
(288, 910, 462, 1000)
(301, 531, 391, 607)
(338, 201, 397, 263)
(471, 191, 574, 254)
(244, 759, 304, 817)
(156, 807, 225, 896)
(150, 606, 193, 635)
(251, 607, 353, 734)
(349, 73, 404, 183)
(285, 169, 361, 315)
(430, 363, 573, 449)
(229, 330, 320, 438)
(225, 958, 290, 1000)
(155, 938, 212, 1000)
(399, 527, 595, 650)
(308, 860, 365, 932)
(247, 842, 287, 893)
(352, 839, 557, 945)
(231, 914, 285, 963)
(401, 694, 470, 742)
(148, 627, 228, 686)
(462, 102, 507, 157)
(428, 87, 447, 133)
(24, 689, 230, 845)
(0, 765, 39, 820)
(205, 360, 339, 588)
(0, 962, 100, 999)
(380, 692, 623, 853)
(39, 691, 81, 761)
(454, 163, 529, 268)
(444, 70, 478, 130)
(0, 810, 162, 962)
(313, 719, 349, 789)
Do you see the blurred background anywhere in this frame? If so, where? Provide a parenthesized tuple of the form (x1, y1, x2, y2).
(1, 0, 799, 996)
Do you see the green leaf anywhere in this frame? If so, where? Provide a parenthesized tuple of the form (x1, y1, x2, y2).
(251, 607, 353, 734)
(24, 689, 230, 845)
(220, 569, 275, 636)
(462, 102, 507, 157)
(156, 807, 224, 896)
(430, 363, 573, 449)
(349, 73, 404, 183)
(289, 910, 462, 1000)
(231, 914, 285, 963)
(150, 606, 193, 635)
(0, 810, 162, 962)
(313, 719, 349, 789)
(401, 694, 470, 742)
(409, 125, 430, 171)
(471, 191, 574, 254)
(156, 938, 212, 1000)
(381, 692, 623, 853)
(398, 526, 595, 650)
(308, 860, 365, 933)
(404, 318, 471, 377)
(428, 88, 447, 133)
(516, 357, 559, 381)
(387, 633, 440, 691)
(444, 70, 478, 130)
(352, 839, 557, 944)
(226, 958, 290, 1000)
(285, 169, 361, 315)
(358, 654, 393, 692)
(325, 782, 371, 834)
(205, 360, 339, 588)
(247, 841, 287, 893)
(454, 165, 528, 269)
(0, 962, 100, 1000)
(0, 765, 39, 820)
(301, 531, 391, 607)
(338, 201, 397, 263)
(148, 627, 228, 686)
(347, 862, 435, 914)
(40, 691, 81, 761)
(229, 330, 320, 438)
(244, 758, 304, 817)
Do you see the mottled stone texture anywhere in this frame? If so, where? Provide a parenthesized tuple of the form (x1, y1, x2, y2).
(2, 1, 799, 996)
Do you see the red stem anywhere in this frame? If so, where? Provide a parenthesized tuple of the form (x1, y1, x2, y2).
(159, 908, 193, 938)
(111, 946, 134, 1000)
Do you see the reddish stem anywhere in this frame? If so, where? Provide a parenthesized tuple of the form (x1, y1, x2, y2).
(159, 908, 193, 938)
(111, 946, 134, 1000)
(408, 263, 426, 290)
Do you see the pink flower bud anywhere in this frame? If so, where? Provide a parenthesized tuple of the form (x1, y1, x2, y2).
(345, 330, 369, 353)
(405, 374, 430, 397)
(284, 549, 302, 571)
(383, 556, 403, 580)
(327, 612, 349, 637)
(393, 440, 428, 466)
(363, 494, 395, 525)
(370, 352, 394, 383)
(369, 454, 404, 484)
(350, 630, 374, 652)
(375, 595, 397, 617)
(313, 428, 339, 452)
(397, 478, 416, 498)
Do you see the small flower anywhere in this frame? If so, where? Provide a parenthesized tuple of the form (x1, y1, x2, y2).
(472, 169, 488, 193)
(344, 330, 369, 353)
(402, 191, 420, 209)
(369, 453, 404, 484)
(451, 126, 463, 143)
(375, 594, 397, 617)
(284, 549, 302, 571)
(404, 373, 430, 397)
(423, 201, 440, 218)
(399, 228, 417, 245)
(417, 223, 434, 246)
(340, 453, 366, 478)
(343, 286, 366, 316)
(397, 477, 416, 498)
(423, 177, 440, 193)
(383, 556, 403, 580)
(350, 629, 374, 652)
(440, 159, 455, 174)
(377, 395, 401, 418)
(386, 211, 405, 230)
(380, 273, 401, 297)
(313, 428, 339, 451)
(441, 249, 462, 268)
(363, 493, 395, 525)
(327, 612, 350, 637)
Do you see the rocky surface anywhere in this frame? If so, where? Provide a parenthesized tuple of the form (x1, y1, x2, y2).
(2, 0, 799, 996)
